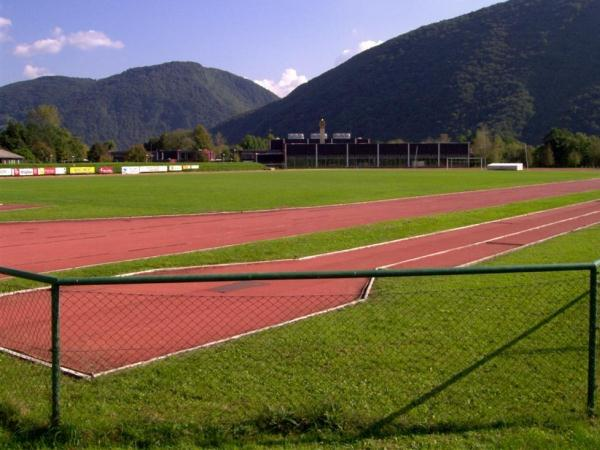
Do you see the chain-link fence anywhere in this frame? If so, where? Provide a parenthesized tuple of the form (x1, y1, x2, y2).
(0, 262, 598, 430)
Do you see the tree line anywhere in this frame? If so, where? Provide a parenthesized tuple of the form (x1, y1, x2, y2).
(469, 126, 600, 168)
(0, 105, 88, 162)
(3, 105, 599, 167)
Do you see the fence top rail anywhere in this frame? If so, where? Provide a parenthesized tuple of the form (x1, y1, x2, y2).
(0, 266, 58, 284)
(53, 262, 597, 286)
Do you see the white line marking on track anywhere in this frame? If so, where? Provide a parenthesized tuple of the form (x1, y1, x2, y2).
(378, 210, 600, 269)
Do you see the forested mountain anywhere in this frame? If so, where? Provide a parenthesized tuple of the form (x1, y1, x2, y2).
(215, 0, 600, 144)
(0, 62, 278, 148)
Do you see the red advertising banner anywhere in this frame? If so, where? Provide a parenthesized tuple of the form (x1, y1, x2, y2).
(44, 167, 56, 175)
(99, 167, 114, 174)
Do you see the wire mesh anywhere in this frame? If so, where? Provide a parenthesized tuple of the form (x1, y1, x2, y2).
(0, 287, 52, 365)
(0, 270, 595, 431)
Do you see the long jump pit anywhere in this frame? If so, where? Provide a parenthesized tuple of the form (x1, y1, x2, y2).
(1, 201, 599, 377)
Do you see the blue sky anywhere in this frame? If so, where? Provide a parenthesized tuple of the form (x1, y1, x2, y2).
(0, 0, 502, 95)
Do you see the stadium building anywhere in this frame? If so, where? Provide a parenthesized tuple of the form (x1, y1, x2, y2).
(243, 132, 474, 169)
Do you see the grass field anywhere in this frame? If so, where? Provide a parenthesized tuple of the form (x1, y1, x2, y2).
(0, 224, 598, 448)
(0, 168, 598, 221)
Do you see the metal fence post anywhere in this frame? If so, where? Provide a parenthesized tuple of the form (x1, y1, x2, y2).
(588, 265, 598, 417)
(51, 283, 61, 428)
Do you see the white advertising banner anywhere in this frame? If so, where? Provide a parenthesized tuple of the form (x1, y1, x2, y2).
(169, 165, 183, 171)
(55, 167, 67, 175)
(0, 168, 13, 176)
(139, 165, 168, 173)
(121, 166, 141, 175)
(18, 168, 34, 176)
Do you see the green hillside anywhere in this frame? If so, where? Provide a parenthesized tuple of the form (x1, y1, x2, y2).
(0, 62, 278, 148)
(215, 0, 600, 144)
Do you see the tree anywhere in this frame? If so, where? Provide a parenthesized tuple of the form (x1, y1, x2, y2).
(535, 145, 555, 167)
(214, 132, 227, 147)
(160, 129, 195, 150)
(0, 120, 28, 151)
(88, 141, 115, 162)
(471, 126, 494, 161)
(26, 104, 61, 128)
(125, 144, 149, 162)
(31, 141, 54, 162)
(193, 124, 213, 149)
(587, 136, 600, 167)
(240, 134, 269, 150)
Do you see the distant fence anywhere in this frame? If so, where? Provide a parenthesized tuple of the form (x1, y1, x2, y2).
(0, 260, 598, 428)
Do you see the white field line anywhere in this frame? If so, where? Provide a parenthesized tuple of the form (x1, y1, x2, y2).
(91, 295, 366, 378)
(90, 210, 600, 377)
(119, 199, 600, 278)
(2, 202, 600, 377)
(0, 286, 48, 298)
(0, 346, 89, 378)
(456, 221, 600, 268)
(378, 210, 600, 269)
(3, 177, 599, 224)
(4, 190, 600, 279)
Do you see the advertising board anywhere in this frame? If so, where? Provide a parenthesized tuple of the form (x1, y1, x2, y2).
(69, 166, 95, 175)
(139, 165, 168, 173)
(121, 166, 141, 175)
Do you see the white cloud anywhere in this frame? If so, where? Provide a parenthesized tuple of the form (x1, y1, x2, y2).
(254, 68, 308, 98)
(67, 30, 124, 50)
(336, 39, 384, 65)
(0, 16, 12, 42)
(15, 36, 65, 56)
(358, 39, 383, 52)
(23, 64, 53, 79)
(14, 27, 123, 56)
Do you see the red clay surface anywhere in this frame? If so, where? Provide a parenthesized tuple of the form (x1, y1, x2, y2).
(1, 201, 599, 376)
(1, 178, 600, 274)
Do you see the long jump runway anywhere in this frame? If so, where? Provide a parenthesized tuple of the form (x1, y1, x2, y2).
(1, 178, 600, 273)
(1, 201, 599, 376)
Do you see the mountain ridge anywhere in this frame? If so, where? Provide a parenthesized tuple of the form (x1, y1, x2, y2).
(0, 61, 278, 148)
(214, 0, 600, 144)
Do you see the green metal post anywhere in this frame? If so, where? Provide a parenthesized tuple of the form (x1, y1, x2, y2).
(588, 265, 598, 417)
(51, 283, 61, 428)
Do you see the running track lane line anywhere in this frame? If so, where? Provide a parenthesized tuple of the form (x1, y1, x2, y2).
(1, 201, 599, 376)
(1, 178, 600, 274)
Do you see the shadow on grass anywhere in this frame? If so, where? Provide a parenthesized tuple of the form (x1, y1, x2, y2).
(0, 292, 589, 448)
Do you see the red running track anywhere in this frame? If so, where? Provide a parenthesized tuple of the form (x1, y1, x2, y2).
(1, 201, 599, 376)
(1, 178, 600, 273)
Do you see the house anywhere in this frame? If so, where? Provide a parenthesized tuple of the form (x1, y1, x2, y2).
(0, 148, 25, 164)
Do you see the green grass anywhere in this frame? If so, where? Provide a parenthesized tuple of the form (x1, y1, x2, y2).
(1, 208, 600, 447)
(0, 168, 598, 221)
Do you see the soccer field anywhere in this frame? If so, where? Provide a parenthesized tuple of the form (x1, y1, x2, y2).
(0, 168, 598, 221)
